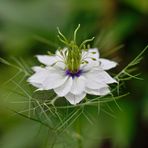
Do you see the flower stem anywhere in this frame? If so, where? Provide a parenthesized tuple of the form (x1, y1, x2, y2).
(76, 117, 82, 148)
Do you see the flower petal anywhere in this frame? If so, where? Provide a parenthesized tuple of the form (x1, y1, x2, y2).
(29, 82, 44, 89)
(85, 87, 110, 96)
(54, 77, 73, 96)
(56, 48, 68, 59)
(70, 76, 86, 95)
(96, 70, 117, 84)
(36, 55, 57, 66)
(54, 61, 66, 70)
(85, 79, 107, 90)
(99, 58, 117, 70)
(65, 92, 86, 105)
(81, 48, 100, 71)
(88, 48, 100, 59)
(28, 67, 52, 90)
(28, 67, 49, 87)
(82, 48, 99, 60)
(84, 70, 117, 85)
(32, 66, 44, 72)
(80, 60, 100, 72)
(42, 67, 68, 89)
(99, 87, 110, 95)
(83, 71, 108, 89)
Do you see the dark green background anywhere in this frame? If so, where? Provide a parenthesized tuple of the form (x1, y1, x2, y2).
(0, 0, 148, 148)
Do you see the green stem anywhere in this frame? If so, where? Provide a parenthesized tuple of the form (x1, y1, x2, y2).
(76, 117, 82, 148)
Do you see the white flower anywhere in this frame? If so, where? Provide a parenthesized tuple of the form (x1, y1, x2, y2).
(28, 48, 117, 105)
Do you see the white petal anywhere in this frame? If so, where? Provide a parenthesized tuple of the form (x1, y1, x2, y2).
(32, 66, 44, 72)
(81, 48, 100, 71)
(70, 76, 86, 95)
(28, 67, 51, 90)
(80, 60, 100, 72)
(28, 66, 67, 90)
(42, 68, 68, 89)
(55, 48, 68, 58)
(85, 87, 110, 96)
(96, 71, 117, 84)
(54, 77, 73, 96)
(99, 58, 117, 70)
(65, 92, 86, 105)
(99, 87, 110, 95)
(83, 71, 108, 89)
(36, 55, 57, 66)
(82, 48, 99, 60)
(28, 68, 49, 85)
(85, 87, 100, 95)
(85, 79, 107, 90)
(84, 70, 117, 85)
(88, 48, 100, 59)
(30, 82, 44, 89)
(54, 61, 66, 70)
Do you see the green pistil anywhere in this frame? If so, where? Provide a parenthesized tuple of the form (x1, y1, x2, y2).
(57, 24, 94, 73)
(66, 42, 81, 72)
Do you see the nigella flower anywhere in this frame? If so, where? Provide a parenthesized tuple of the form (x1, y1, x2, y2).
(28, 25, 117, 105)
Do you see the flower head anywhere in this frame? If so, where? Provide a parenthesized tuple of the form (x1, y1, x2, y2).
(28, 25, 117, 105)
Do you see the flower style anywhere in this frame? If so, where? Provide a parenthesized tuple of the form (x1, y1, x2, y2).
(28, 25, 117, 105)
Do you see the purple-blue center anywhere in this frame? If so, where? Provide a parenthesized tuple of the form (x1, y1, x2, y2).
(65, 69, 82, 78)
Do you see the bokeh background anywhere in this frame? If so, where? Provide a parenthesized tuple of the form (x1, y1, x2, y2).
(0, 0, 148, 148)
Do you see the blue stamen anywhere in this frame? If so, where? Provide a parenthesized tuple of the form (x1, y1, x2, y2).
(65, 69, 83, 78)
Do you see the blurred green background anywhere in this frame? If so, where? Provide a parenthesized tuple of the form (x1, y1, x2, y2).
(0, 0, 148, 148)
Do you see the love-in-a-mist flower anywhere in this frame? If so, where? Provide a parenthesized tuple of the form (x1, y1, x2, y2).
(28, 25, 117, 105)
